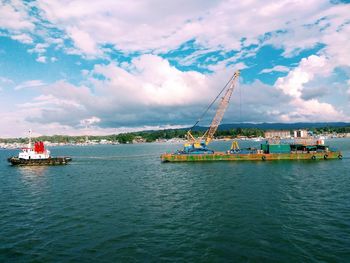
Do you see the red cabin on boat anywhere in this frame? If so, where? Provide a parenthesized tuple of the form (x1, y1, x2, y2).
(34, 141, 45, 153)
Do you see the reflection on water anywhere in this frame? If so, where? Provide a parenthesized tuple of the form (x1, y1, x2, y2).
(18, 166, 49, 177)
(18, 166, 50, 195)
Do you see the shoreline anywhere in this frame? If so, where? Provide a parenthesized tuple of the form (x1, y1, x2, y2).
(1, 136, 349, 150)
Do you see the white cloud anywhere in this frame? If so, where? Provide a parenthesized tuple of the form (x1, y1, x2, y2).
(33, 0, 334, 56)
(274, 54, 349, 122)
(66, 26, 100, 56)
(1, 0, 348, 74)
(93, 54, 210, 106)
(275, 55, 331, 97)
(18, 94, 83, 109)
(1, 0, 349, 67)
(266, 3, 350, 65)
(14, 80, 46, 90)
(260, 65, 290, 74)
(10, 33, 33, 44)
(321, 19, 350, 68)
(36, 56, 47, 63)
(0, 1, 34, 31)
(80, 116, 101, 127)
(29, 43, 49, 54)
(279, 98, 346, 122)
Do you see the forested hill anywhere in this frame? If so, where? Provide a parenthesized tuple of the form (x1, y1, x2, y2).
(214, 122, 350, 131)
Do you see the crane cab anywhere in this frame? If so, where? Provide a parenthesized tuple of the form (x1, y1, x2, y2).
(178, 141, 214, 154)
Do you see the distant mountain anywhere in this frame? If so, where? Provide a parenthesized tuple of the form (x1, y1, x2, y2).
(190, 122, 350, 131)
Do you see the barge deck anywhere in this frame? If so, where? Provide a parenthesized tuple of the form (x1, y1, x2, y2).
(161, 151, 343, 162)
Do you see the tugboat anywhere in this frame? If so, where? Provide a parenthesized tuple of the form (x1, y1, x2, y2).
(8, 131, 72, 166)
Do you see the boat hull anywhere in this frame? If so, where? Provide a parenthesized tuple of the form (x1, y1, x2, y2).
(8, 157, 72, 166)
(161, 151, 342, 162)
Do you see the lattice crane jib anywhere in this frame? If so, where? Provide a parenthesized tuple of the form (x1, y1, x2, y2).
(187, 70, 240, 146)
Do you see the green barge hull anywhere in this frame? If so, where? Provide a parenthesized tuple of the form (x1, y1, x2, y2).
(161, 151, 343, 162)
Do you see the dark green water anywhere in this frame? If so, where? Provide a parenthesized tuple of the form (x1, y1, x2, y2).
(1, 139, 350, 262)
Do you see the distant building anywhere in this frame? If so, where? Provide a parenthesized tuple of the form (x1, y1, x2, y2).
(264, 130, 291, 139)
(132, 136, 146, 143)
(293, 129, 308, 138)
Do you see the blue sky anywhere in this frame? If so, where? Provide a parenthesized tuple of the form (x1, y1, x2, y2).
(0, 0, 350, 137)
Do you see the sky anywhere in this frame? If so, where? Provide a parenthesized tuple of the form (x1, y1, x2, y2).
(0, 0, 350, 137)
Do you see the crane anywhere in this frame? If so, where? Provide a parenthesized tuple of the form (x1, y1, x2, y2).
(181, 70, 240, 154)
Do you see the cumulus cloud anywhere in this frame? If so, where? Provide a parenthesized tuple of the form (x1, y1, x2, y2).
(274, 54, 349, 122)
(93, 54, 209, 106)
(11, 55, 249, 131)
(275, 55, 331, 97)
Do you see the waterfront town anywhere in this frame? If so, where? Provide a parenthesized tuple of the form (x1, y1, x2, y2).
(1, 128, 350, 149)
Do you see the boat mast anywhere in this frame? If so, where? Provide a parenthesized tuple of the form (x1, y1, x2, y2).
(28, 129, 32, 148)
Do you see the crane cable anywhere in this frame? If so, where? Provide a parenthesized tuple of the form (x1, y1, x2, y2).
(189, 73, 236, 131)
(239, 78, 242, 123)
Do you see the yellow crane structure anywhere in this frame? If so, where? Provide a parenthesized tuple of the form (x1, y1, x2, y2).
(183, 70, 240, 154)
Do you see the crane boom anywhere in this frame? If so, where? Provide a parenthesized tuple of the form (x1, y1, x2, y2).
(183, 70, 240, 154)
(202, 70, 240, 144)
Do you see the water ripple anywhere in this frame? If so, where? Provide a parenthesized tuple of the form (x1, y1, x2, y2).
(1, 140, 350, 261)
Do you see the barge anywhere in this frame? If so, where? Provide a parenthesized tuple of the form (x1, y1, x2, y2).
(161, 145, 342, 162)
(161, 140, 342, 162)
(160, 70, 343, 163)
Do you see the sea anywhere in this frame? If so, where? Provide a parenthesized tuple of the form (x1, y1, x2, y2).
(1, 139, 349, 262)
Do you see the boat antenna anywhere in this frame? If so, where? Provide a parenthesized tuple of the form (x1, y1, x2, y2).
(28, 129, 32, 148)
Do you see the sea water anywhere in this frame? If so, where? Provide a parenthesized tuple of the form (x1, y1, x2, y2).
(0, 139, 349, 261)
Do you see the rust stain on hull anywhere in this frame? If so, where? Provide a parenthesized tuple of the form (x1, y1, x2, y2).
(160, 152, 343, 162)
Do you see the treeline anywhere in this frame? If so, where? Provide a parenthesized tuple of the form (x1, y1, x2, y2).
(309, 126, 350, 134)
(1, 126, 349, 144)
